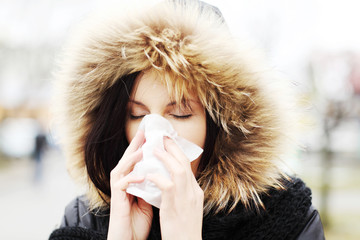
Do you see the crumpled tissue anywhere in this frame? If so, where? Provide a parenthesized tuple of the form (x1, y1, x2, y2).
(126, 114, 203, 208)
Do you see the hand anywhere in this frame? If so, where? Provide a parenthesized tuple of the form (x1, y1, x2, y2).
(147, 137, 204, 240)
(107, 130, 153, 240)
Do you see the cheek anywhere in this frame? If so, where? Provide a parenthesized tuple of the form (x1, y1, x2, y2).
(190, 156, 201, 176)
(171, 117, 206, 149)
(171, 117, 206, 176)
(125, 120, 140, 143)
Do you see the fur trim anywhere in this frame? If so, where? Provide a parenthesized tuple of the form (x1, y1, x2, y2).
(53, 0, 295, 215)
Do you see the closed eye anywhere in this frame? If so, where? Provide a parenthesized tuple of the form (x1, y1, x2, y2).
(171, 114, 192, 119)
(129, 114, 145, 120)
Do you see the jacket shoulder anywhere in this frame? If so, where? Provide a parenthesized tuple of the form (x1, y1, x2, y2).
(296, 206, 325, 240)
(60, 195, 94, 229)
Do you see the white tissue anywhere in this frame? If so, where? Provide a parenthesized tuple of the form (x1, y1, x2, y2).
(126, 114, 203, 208)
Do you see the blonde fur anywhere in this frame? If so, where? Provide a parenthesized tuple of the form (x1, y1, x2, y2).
(53, 1, 296, 215)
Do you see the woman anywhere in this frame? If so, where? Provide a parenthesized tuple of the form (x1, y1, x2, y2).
(50, 0, 324, 239)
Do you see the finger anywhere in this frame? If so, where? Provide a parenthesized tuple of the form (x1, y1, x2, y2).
(162, 138, 194, 181)
(123, 130, 145, 157)
(112, 148, 143, 177)
(153, 146, 194, 192)
(146, 173, 174, 208)
(163, 137, 189, 166)
(112, 174, 145, 192)
(110, 174, 145, 211)
(147, 173, 203, 211)
(153, 147, 182, 176)
(112, 130, 144, 175)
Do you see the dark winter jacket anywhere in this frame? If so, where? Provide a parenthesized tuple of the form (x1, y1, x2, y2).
(49, 178, 324, 240)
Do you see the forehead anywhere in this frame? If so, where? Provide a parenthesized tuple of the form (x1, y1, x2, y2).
(130, 71, 168, 104)
(131, 69, 198, 103)
(132, 71, 166, 95)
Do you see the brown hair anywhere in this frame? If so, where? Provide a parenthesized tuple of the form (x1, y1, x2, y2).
(84, 71, 220, 205)
(84, 72, 138, 201)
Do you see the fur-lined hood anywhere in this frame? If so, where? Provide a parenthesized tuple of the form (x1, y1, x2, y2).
(54, 0, 294, 214)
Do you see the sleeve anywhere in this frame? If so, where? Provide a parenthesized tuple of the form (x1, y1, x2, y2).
(60, 196, 94, 229)
(297, 206, 325, 240)
(49, 196, 108, 240)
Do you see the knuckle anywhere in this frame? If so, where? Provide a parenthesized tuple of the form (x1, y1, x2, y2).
(113, 182, 122, 190)
(113, 179, 126, 190)
(173, 168, 186, 177)
(110, 169, 125, 182)
(163, 182, 175, 192)
(129, 149, 142, 161)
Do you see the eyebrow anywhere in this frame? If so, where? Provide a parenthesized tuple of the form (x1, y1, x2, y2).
(128, 99, 195, 108)
(128, 99, 146, 107)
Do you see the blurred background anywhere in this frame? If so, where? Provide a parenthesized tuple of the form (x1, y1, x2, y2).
(0, 0, 359, 239)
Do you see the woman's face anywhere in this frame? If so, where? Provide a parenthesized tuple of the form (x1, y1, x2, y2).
(125, 70, 207, 175)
